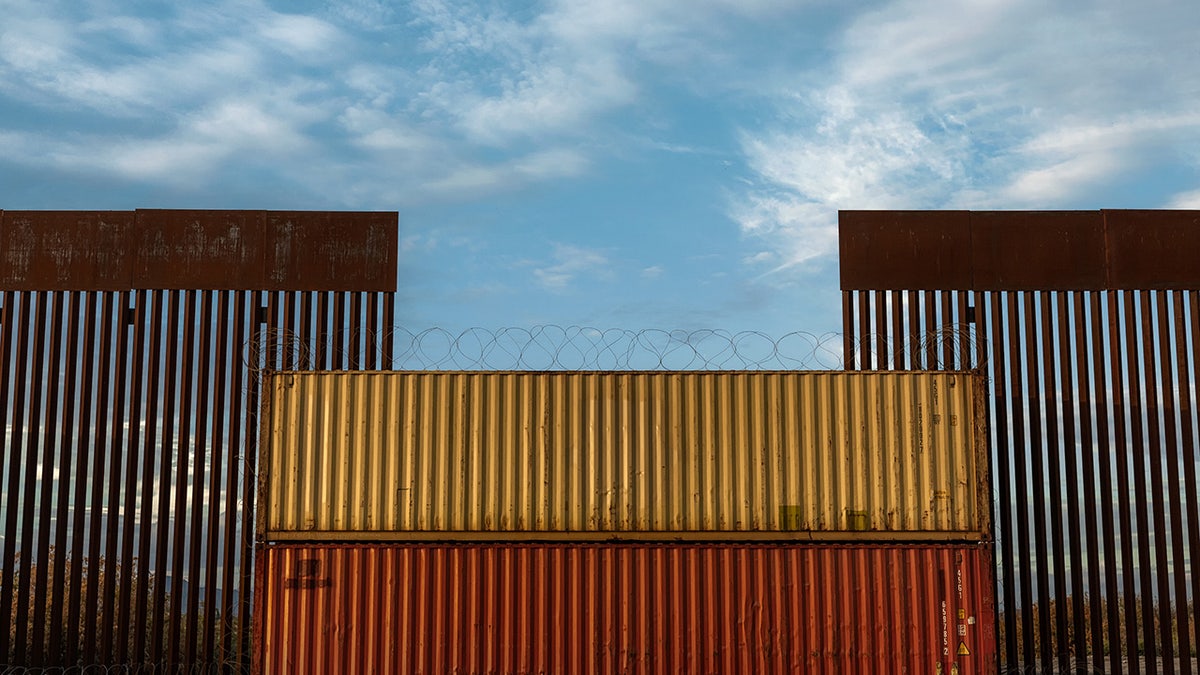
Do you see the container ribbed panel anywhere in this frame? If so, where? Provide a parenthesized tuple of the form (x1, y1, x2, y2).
(262, 371, 988, 540)
(256, 543, 997, 675)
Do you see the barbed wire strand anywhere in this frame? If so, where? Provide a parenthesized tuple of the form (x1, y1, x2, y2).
(244, 324, 987, 373)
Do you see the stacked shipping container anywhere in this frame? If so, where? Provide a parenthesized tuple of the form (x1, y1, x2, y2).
(255, 371, 996, 674)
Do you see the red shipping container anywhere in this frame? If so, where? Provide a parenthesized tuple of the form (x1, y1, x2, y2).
(255, 543, 996, 675)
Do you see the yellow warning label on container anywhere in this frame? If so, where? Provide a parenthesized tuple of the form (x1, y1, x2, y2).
(957, 641, 970, 656)
(846, 509, 869, 531)
(957, 608, 965, 619)
(779, 506, 803, 531)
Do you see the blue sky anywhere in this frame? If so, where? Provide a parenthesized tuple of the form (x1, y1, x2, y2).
(2, 0, 1199, 338)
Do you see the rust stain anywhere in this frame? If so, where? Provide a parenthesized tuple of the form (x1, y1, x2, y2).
(0, 209, 397, 291)
(840, 209, 1200, 291)
(0, 211, 134, 290)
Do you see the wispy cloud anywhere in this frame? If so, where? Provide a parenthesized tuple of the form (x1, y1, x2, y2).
(732, 0, 1200, 273)
(0, 0, 819, 208)
(1167, 189, 1200, 209)
(533, 243, 611, 290)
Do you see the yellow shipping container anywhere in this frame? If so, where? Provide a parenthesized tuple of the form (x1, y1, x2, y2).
(259, 371, 988, 541)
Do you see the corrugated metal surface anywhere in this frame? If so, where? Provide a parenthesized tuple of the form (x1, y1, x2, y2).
(261, 371, 989, 540)
(255, 543, 997, 675)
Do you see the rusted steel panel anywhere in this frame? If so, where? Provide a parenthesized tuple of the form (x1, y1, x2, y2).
(262, 371, 990, 541)
(264, 211, 397, 292)
(256, 543, 997, 675)
(969, 211, 1105, 290)
(839, 210, 972, 290)
(0, 209, 398, 291)
(0, 211, 134, 290)
(133, 209, 265, 289)
(841, 209, 1200, 291)
(1105, 209, 1200, 289)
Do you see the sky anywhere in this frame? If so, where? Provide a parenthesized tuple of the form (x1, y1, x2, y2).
(2, 0, 1200, 339)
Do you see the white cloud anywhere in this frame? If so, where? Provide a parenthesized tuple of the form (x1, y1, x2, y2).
(340, 105, 432, 152)
(0, 3, 347, 119)
(732, 196, 837, 269)
(259, 13, 342, 56)
(999, 113, 1200, 205)
(0, 85, 325, 185)
(0, 0, 821, 212)
(733, 0, 1200, 274)
(1167, 189, 1200, 209)
(455, 58, 635, 144)
(533, 243, 610, 290)
(421, 148, 589, 197)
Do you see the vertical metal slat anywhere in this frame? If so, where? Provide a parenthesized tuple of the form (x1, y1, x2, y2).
(48, 292, 81, 663)
(1038, 292, 1070, 672)
(986, 291, 1019, 665)
(99, 290, 131, 662)
(1183, 291, 1200, 670)
(1109, 291, 1142, 673)
(151, 290, 180, 664)
(1006, 292, 1035, 664)
(14, 292, 48, 664)
(167, 290, 197, 665)
(65, 292, 98, 664)
(220, 291, 248, 662)
(1072, 291, 1106, 673)
(116, 290, 146, 662)
(183, 290, 212, 665)
(202, 291, 229, 662)
(1159, 290, 1193, 675)
(1022, 292, 1051, 672)
(239, 290, 267, 661)
(0, 291, 17, 664)
(133, 289, 164, 663)
(1054, 291, 1088, 666)
(1124, 291, 1157, 670)
(30, 292, 63, 663)
(1141, 290, 1176, 671)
